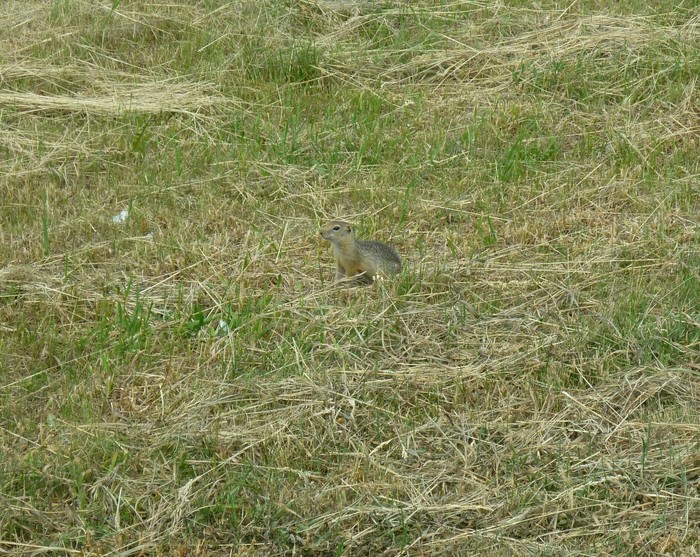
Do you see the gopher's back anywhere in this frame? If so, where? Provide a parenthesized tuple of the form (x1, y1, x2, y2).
(356, 239, 402, 276)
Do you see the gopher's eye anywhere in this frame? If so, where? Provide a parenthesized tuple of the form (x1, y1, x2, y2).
(333, 225, 340, 231)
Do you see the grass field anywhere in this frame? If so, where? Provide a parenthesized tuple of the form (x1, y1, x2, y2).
(1, 0, 699, 555)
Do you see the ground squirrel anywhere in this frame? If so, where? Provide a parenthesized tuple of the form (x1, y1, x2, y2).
(320, 220, 402, 284)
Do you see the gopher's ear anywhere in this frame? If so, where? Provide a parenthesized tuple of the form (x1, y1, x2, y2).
(346, 225, 352, 233)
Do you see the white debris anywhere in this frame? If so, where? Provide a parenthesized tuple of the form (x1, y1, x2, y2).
(112, 209, 129, 224)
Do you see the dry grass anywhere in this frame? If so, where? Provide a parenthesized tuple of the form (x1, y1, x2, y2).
(1, 0, 699, 555)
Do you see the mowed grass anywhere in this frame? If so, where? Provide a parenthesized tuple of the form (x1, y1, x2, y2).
(1, 0, 699, 555)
